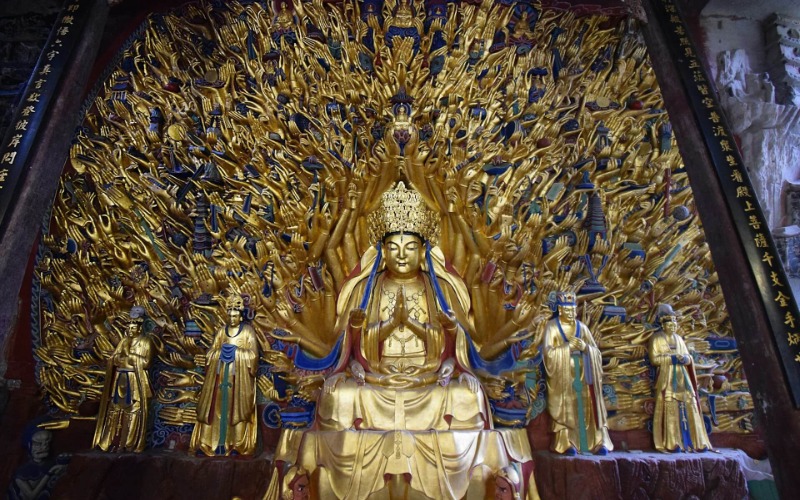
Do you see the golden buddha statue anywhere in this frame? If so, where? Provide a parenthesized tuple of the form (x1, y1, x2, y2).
(648, 304, 712, 453)
(190, 296, 260, 456)
(93, 305, 154, 453)
(269, 182, 538, 499)
(317, 181, 487, 432)
(542, 292, 613, 455)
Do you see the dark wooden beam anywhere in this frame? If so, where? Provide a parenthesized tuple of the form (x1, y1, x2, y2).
(0, 0, 109, 375)
(640, 0, 800, 495)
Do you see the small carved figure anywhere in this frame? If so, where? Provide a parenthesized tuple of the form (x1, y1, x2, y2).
(8, 428, 69, 500)
(93, 306, 154, 452)
(281, 466, 310, 500)
(648, 304, 712, 453)
(494, 465, 522, 500)
(542, 292, 613, 454)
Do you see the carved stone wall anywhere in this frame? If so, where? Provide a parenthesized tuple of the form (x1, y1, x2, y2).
(765, 14, 800, 107)
(715, 48, 800, 231)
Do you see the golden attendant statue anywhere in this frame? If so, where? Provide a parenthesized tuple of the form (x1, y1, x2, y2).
(191, 296, 260, 456)
(648, 304, 712, 453)
(542, 292, 613, 455)
(93, 306, 154, 452)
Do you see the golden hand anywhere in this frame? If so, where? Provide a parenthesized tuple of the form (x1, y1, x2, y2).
(349, 308, 366, 327)
(569, 337, 586, 351)
(438, 358, 455, 386)
(350, 361, 366, 385)
(458, 372, 480, 394)
(194, 353, 207, 367)
(323, 372, 347, 394)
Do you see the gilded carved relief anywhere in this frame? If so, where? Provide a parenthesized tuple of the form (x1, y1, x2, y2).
(32, 0, 753, 467)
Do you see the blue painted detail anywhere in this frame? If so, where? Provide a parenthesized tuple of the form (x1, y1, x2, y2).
(294, 334, 343, 371)
(262, 402, 282, 428)
(706, 337, 737, 351)
(465, 332, 516, 375)
(359, 243, 382, 311)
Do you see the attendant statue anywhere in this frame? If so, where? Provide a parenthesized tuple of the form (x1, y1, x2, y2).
(542, 292, 613, 455)
(318, 181, 487, 432)
(8, 429, 68, 500)
(92, 305, 154, 452)
(648, 304, 712, 453)
(191, 296, 260, 456)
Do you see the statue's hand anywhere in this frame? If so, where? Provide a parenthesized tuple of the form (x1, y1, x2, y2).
(438, 359, 455, 386)
(350, 362, 366, 386)
(459, 372, 480, 394)
(323, 372, 346, 394)
(48, 463, 68, 476)
(349, 308, 366, 327)
(569, 337, 586, 352)
(390, 289, 409, 328)
(681, 354, 692, 365)
(276, 301, 295, 325)
(513, 298, 535, 327)
(437, 311, 457, 333)
(193, 354, 207, 367)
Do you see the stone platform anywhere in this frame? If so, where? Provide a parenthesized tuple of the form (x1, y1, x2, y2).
(532, 449, 751, 500)
(49, 451, 274, 500)
(46, 448, 754, 499)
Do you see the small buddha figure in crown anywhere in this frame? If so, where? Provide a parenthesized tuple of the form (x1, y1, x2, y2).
(648, 304, 711, 453)
(191, 296, 260, 456)
(542, 292, 613, 455)
(318, 181, 488, 432)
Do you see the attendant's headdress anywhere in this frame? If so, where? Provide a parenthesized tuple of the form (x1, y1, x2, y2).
(655, 303, 677, 324)
(129, 305, 146, 323)
(226, 295, 245, 311)
(555, 291, 577, 307)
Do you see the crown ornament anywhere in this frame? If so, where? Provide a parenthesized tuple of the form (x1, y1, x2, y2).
(551, 291, 577, 309)
(368, 181, 439, 244)
(225, 295, 245, 310)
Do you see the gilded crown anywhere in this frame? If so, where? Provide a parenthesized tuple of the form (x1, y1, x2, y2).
(555, 291, 577, 306)
(226, 296, 245, 310)
(368, 182, 439, 244)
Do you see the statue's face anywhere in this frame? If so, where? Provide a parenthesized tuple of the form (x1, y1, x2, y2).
(384, 233, 423, 279)
(661, 315, 678, 335)
(494, 476, 515, 500)
(227, 306, 243, 326)
(126, 318, 143, 337)
(558, 304, 576, 324)
(30, 430, 51, 463)
(291, 474, 310, 500)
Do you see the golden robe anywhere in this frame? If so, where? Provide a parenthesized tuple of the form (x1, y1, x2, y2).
(317, 268, 489, 432)
(93, 333, 154, 452)
(648, 332, 712, 452)
(268, 246, 538, 499)
(542, 318, 613, 453)
(191, 322, 259, 456)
